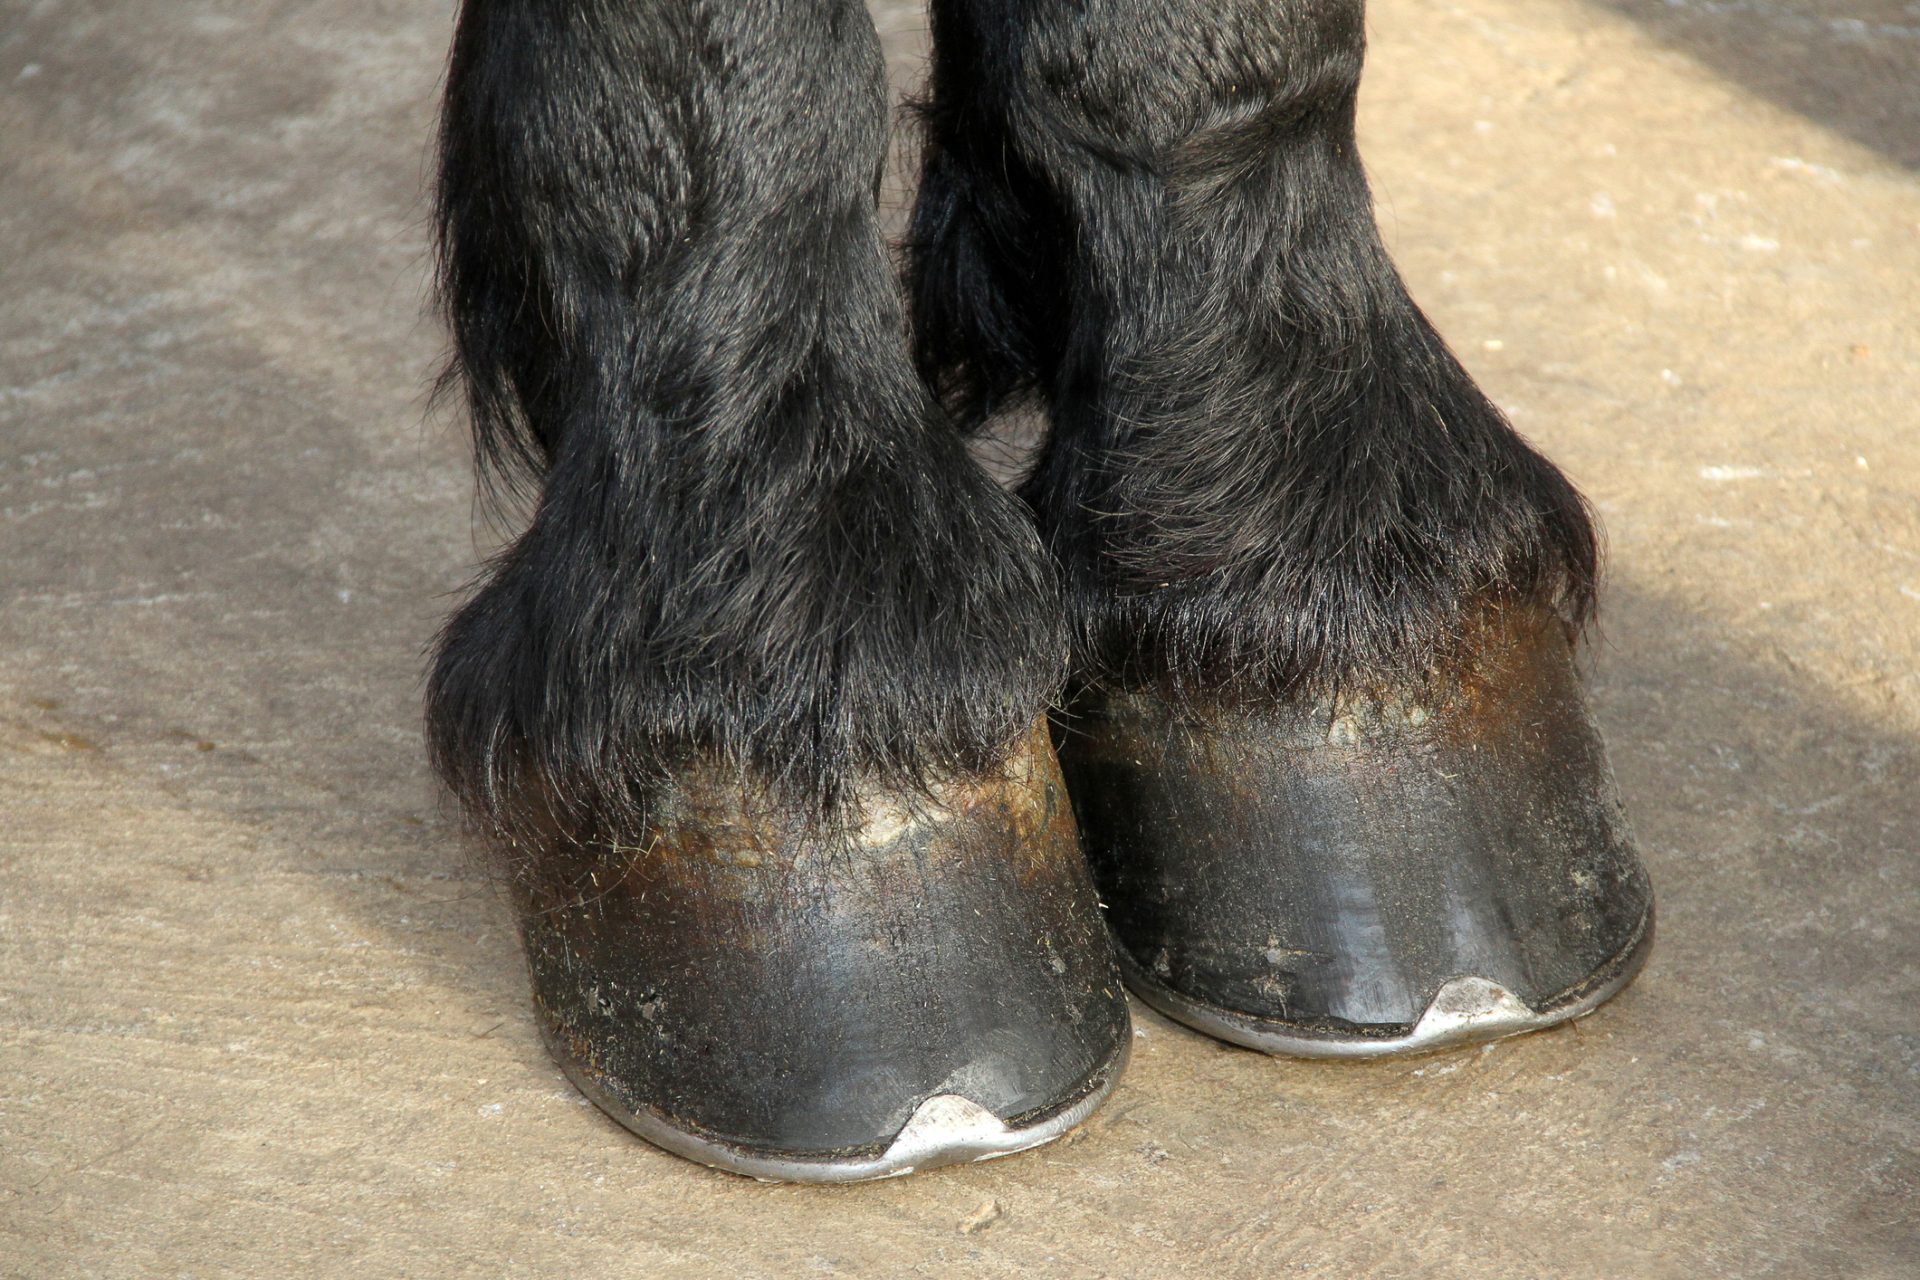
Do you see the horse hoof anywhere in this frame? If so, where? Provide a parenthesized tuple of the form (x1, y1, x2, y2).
(1059, 606, 1654, 1058)
(509, 721, 1131, 1181)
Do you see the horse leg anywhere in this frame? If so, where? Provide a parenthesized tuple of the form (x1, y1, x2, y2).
(428, 0, 1128, 1177)
(910, 0, 1653, 1055)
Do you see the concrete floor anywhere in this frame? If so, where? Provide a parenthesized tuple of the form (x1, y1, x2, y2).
(3, 1, 1916, 1276)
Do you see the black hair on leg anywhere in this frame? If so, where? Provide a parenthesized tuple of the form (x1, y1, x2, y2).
(428, 0, 1064, 876)
(907, 0, 1597, 699)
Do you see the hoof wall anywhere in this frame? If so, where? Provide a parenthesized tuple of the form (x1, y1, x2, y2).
(509, 721, 1131, 1179)
(1062, 606, 1656, 1057)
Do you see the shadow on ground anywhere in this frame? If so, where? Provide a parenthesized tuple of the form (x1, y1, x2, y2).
(1582, 0, 1920, 168)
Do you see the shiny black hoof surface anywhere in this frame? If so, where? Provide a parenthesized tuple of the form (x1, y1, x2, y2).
(1060, 607, 1654, 1058)
(511, 722, 1132, 1182)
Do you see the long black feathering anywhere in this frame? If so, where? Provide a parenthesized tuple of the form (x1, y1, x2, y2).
(428, 0, 1064, 872)
(907, 0, 1598, 700)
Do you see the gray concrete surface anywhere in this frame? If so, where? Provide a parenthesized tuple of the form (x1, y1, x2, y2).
(3, 1, 1916, 1276)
